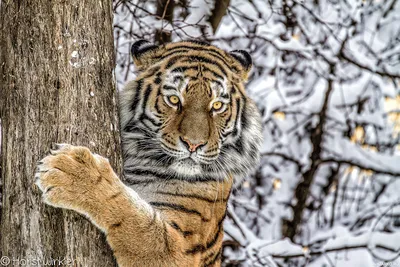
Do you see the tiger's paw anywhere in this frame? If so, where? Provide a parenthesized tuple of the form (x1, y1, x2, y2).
(35, 144, 120, 212)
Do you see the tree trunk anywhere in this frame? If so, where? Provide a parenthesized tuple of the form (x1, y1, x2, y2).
(154, 0, 175, 44)
(208, 0, 231, 34)
(0, 1, 120, 266)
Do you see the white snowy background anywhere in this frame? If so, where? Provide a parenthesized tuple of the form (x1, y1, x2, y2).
(113, 0, 400, 266)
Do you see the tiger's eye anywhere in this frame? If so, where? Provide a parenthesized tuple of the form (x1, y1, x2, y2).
(212, 101, 223, 111)
(169, 95, 180, 105)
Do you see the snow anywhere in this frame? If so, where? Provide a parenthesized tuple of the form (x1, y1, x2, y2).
(183, 0, 214, 37)
(323, 135, 400, 176)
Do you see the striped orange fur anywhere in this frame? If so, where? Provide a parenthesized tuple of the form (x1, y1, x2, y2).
(36, 40, 262, 266)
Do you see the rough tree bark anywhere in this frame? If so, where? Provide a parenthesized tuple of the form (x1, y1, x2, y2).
(0, 1, 120, 266)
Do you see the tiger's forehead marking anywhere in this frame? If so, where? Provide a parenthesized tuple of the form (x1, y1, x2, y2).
(151, 41, 249, 100)
(156, 42, 244, 82)
(161, 41, 242, 74)
(163, 72, 189, 94)
(163, 69, 228, 98)
(210, 79, 228, 95)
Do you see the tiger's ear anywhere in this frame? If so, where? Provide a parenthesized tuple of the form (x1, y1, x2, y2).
(131, 40, 162, 68)
(229, 50, 252, 80)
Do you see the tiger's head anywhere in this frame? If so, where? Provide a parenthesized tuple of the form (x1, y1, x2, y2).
(120, 40, 262, 182)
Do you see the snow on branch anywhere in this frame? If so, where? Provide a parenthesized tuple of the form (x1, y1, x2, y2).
(267, 232, 400, 260)
(323, 137, 400, 177)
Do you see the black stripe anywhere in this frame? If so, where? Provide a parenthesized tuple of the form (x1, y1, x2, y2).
(156, 191, 228, 203)
(165, 54, 227, 77)
(166, 56, 179, 68)
(123, 122, 154, 137)
(221, 130, 232, 139)
(143, 66, 161, 79)
(236, 137, 245, 153)
(187, 56, 227, 76)
(170, 65, 224, 81)
(223, 97, 234, 126)
(241, 102, 249, 130)
(130, 79, 143, 112)
(154, 71, 162, 84)
(139, 120, 156, 132)
(108, 192, 122, 200)
(169, 221, 193, 237)
(159, 49, 191, 61)
(150, 202, 209, 222)
(125, 178, 158, 186)
(109, 222, 122, 229)
(140, 113, 162, 128)
(180, 62, 225, 80)
(140, 153, 175, 165)
(199, 153, 218, 159)
(223, 143, 242, 155)
(95, 175, 103, 184)
(161, 142, 182, 153)
(205, 214, 226, 250)
(125, 169, 170, 180)
(186, 244, 206, 254)
(141, 84, 152, 110)
(232, 98, 242, 137)
(132, 41, 158, 58)
(203, 249, 222, 267)
(173, 75, 183, 83)
(163, 85, 176, 90)
(185, 213, 226, 255)
(205, 226, 222, 251)
(218, 211, 228, 225)
(171, 65, 189, 73)
(123, 119, 138, 133)
(220, 93, 230, 100)
(235, 85, 247, 102)
(161, 45, 238, 72)
(160, 48, 230, 70)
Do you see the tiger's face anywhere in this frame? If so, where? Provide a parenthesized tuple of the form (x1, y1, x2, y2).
(120, 40, 262, 181)
(153, 67, 240, 175)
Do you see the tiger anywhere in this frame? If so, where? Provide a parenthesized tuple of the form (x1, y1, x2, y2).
(35, 40, 263, 267)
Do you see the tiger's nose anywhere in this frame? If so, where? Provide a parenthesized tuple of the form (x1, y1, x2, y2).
(180, 136, 207, 152)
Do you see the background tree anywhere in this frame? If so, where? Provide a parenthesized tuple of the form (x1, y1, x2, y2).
(114, 0, 400, 266)
(0, 0, 119, 265)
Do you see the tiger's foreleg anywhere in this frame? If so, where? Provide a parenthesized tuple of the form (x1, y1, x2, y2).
(35, 144, 183, 267)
